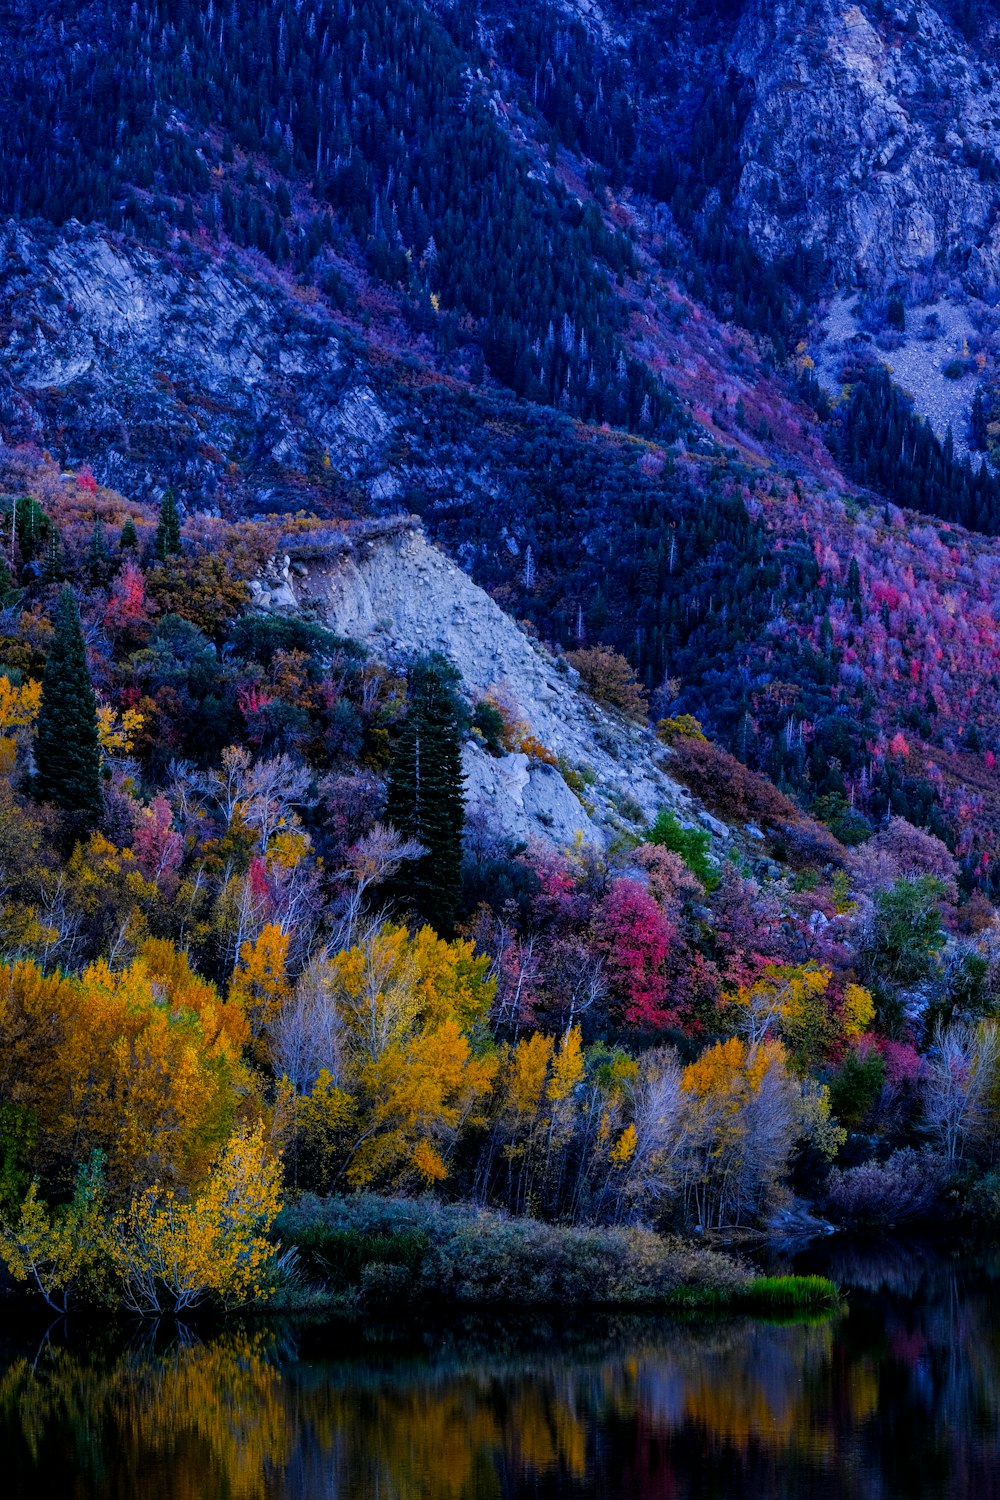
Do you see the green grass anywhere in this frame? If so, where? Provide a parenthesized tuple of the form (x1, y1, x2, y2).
(666, 1274, 840, 1315)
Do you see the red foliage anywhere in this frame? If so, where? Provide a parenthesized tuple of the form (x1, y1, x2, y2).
(249, 855, 270, 902)
(238, 685, 275, 717)
(103, 563, 151, 639)
(592, 878, 675, 1031)
(132, 794, 184, 890)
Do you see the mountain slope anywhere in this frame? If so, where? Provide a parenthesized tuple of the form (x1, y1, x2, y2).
(8, 0, 1000, 892)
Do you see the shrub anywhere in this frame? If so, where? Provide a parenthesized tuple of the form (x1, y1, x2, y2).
(656, 714, 707, 744)
(648, 808, 717, 888)
(668, 737, 799, 827)
(471, 698, 506, 755)
(825, 1149, 948, 1228)
(228, 613, 362, 666)
(828, 1049, 886, 1129)
(275, 1194, 750, 1308)
(565, 647, 648, 719)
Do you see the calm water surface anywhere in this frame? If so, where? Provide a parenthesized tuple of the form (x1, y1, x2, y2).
(3, 1239, 1000, 1499)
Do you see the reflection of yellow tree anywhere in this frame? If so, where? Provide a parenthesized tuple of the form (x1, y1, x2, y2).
(1, 1311, 961, 1499)
(0, 1333, 288, 1500)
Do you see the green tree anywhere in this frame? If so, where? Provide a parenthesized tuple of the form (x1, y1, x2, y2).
(119, 517, 139, 552)
(154, 489, 182, 560)
(34, 586, 102, 827)
(86, 518, 110, 584)
(864, 876, 948, 1026)
(386, 657, 466, 935)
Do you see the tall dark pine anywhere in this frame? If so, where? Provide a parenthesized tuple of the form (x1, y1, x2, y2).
(154, 489, 182, 560)
(34, 587, 102, 828)
(386, 662, 465, 935)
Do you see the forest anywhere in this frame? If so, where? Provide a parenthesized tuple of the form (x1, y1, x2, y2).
(7, 0, 1000, 1322)
(0, 454, 998, 1313)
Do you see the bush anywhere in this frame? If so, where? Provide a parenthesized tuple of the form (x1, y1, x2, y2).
(228, 613, 362, 666)
(648, 808, 717, 888)
(275, 1194, 750, 1308)
(471, 699, 507, 755)
(565, 647, 648, 719)
(656, 714, 707, 744)
(825, 1149, 948, 1228)
(668, 737, 799, 827)
(828, 1049, 886, 1129)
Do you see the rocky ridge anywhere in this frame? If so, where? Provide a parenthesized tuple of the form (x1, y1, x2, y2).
(0, 221, 397, 513)
(252, 521, 708, 851)
(731, 0, 1000, 295)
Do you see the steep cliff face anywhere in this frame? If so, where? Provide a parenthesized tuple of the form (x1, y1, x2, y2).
(731, 0, 1000, 294)
(0, 222, 397, 512)
(252, 522, 705, 849)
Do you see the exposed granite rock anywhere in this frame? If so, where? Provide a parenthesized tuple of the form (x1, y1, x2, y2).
(256, 523, 700, 849)
(731, 1, 1000, 295)
(0, 220, 398, 509)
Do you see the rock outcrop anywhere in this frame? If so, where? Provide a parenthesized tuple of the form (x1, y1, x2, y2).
(731, 0, 1000, 294)
(253, 523, 702, 849)
(0, 221, 397, 510)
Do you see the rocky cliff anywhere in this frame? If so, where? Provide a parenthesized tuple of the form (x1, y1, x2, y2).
(0, 221, 398, 513)
(252, 521, 706, 851)
(731, 0, 1000, 295)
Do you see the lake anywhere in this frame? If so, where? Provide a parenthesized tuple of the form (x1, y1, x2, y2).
(2, 1237, 999, 1499)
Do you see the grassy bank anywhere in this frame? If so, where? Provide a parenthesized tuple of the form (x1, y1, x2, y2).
(273, 1195, 839, 1316)
(668, 1274, 842, 1315)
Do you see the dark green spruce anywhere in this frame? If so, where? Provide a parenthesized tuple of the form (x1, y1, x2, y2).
(34, 586, 102, 828)
(154, 489, 182, 560)
(386, 658, 465, 936)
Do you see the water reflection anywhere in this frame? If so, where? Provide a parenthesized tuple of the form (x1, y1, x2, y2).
(3, 1243, 1000, 1499)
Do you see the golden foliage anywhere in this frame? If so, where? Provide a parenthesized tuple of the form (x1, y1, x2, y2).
(656, 713, 707, 744)
(291, 925, 497, 1190)
(0, 949, 249, 1196)
(230, 923, 291, 1039)
(96, 702, 145, 759)
(840, 983, 875, 1041)
(0, 1155, 106, 1311)
(0, 674, 41, 734)
(108, 1121, 283, 1312)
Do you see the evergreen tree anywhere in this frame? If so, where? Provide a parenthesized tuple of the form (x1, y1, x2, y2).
(972, 387, 989, 451)
(34, 587, 102, 827)
(119, 517, 138, 552)
(85, 518, 109, 584)
(154, 489, 182, 560)
(386, 658, 466, 935)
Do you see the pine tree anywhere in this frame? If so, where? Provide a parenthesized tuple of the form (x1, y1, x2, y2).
(34, 587, 102, 827)
(386, 658, 466, 935)
(85, 518, 109, 584)
(119, 517, 138, 552)
(154, 489, 182, 560)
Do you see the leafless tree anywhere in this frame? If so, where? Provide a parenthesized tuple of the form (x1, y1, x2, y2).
(923, 1021, 999, 1164)
(329, 822, 425, 950)
(268, 956, 345, 1093)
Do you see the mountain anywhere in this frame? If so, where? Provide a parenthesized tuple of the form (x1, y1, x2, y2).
(8, 0, 1000, 1287)
(5, 0, 1000, 886)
